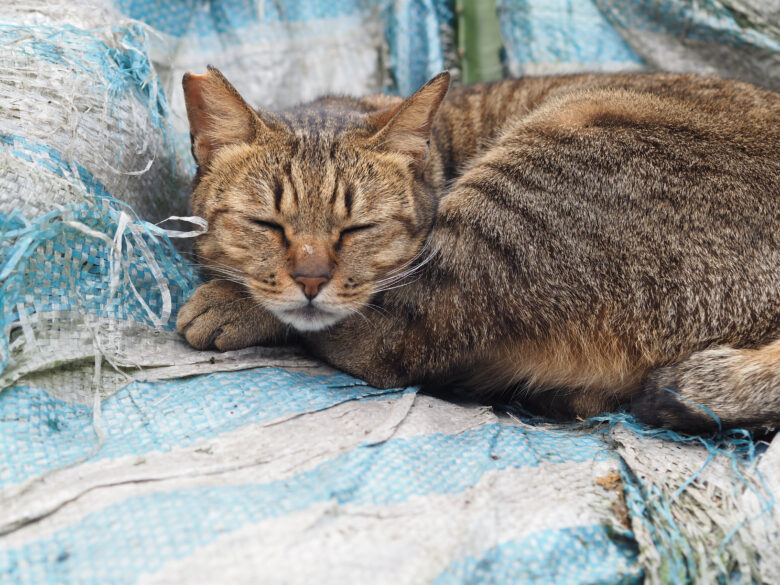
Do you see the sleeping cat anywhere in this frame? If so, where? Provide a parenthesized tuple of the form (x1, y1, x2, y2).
(176, 66, 780, 432)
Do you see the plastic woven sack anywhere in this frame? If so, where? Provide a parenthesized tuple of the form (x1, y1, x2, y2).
(2, 370, 778, 584)
(497, 0, 647, 76)
(0, 18, 188, 221)
(596, 0, 780, 91)
(112, 0, 457, 137)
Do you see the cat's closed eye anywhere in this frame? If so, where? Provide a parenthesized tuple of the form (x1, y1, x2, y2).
(336, 224, 375, 248)
(249, 218, 284, 232)
(249, 218, 289, 245)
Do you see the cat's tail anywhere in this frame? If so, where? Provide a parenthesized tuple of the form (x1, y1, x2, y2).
(632, 338, 780, 432)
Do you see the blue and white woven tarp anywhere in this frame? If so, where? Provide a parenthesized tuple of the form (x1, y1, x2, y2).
(497, 0, 780, 90)
(0, 373, 644, 584)
(109, 0, 457, 137)
(0, 1, 779, 584)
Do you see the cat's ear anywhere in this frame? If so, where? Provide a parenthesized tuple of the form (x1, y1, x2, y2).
(369, 71, 450, 169)
(182, 66, 265, 167)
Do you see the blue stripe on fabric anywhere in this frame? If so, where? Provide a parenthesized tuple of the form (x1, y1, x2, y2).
(0, 202, 197, 359)
(497, 0, 644, 69)
(432, 525, 642, 585)
(115, 0, 369, 38)
(113, 0, 453, 96)
(0, 135, 197, 376)
(0, 420, 613, 585)
(382, 0, 453, 95)
(0, 133, 113, 199)
(0, 368, 410, 487)
(601, 0, 780, 51)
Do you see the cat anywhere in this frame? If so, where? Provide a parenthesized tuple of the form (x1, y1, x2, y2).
(176, 66, 780, 432)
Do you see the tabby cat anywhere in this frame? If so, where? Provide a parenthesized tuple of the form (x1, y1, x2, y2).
(176, 66, 780, 432)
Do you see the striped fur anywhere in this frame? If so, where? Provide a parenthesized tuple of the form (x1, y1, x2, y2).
(178, 68, 780, 432)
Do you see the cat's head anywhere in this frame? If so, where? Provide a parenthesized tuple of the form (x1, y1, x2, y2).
(183, 66, 450, 331)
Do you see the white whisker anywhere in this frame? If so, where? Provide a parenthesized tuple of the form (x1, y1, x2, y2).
(345, 306, 371, 326)
(371, 246, 438, 294)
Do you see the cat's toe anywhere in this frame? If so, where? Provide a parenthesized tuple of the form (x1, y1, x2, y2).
(181, 308, 226, 350)
(176, 297, 206, 334)
(631, 364, 720, 433)
(176, 280, 245, 339)
(210, 321, 258, 351)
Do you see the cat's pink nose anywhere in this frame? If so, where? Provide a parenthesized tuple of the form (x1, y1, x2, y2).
(294, 275, 329, 300)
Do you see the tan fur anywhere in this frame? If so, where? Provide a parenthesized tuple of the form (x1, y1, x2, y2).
(506, 335, 645, 394)
(534, 89, 674, 131)
(177, 68, 780, 431)
(465, 336, 649, 418)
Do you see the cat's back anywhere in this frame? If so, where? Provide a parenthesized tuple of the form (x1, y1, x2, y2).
(431, 72, 779, 364)
(439, 72, 780, 128)
(432, 72, 780, 179)
(437, 72, 780, 253)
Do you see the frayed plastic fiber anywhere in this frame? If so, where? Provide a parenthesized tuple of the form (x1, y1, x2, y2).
(500, 398, 776, 584)
(590, 411, 774, 585)
(0, 20, 192, 222)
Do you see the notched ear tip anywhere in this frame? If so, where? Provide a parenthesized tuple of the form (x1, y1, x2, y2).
(182, 65, 262, 167)
(205, 65, 230, 85)
(194, 65, 228, 80)
(431, 71, 451, 85)
(183, 66, 228, 88)
(424, 71, 451, 101)
(182, 71, 208, 90)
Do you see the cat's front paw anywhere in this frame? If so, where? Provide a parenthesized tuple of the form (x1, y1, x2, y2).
(176, 280, 286, 351)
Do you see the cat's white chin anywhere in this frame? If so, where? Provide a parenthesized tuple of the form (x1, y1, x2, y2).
(274, 305, 346, 332)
